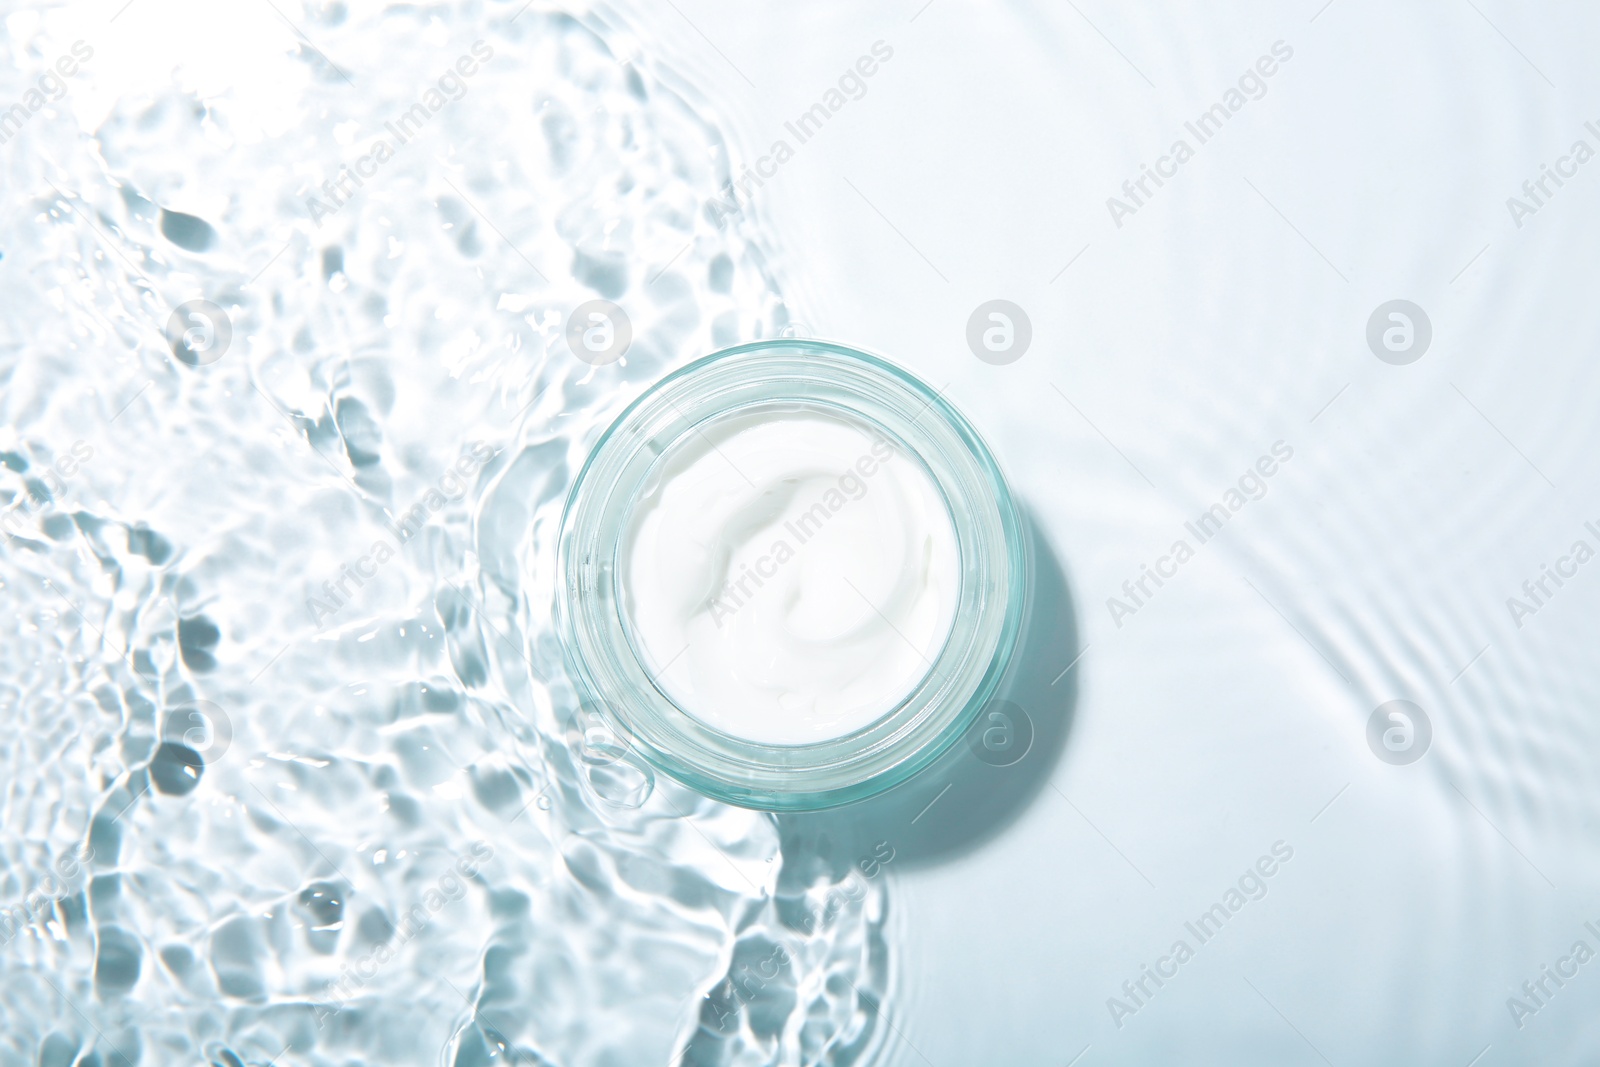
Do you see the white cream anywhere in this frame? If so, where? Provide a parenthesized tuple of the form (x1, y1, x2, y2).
(621, 409, 959, 744)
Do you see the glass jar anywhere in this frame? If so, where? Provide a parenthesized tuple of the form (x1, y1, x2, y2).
(555, 339, 1025, 810)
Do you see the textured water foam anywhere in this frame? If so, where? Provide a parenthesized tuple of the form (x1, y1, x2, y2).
(0, 3, 887, 1064)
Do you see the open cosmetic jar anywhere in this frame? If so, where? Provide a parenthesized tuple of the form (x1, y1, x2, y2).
(556, 339, 1025, 810)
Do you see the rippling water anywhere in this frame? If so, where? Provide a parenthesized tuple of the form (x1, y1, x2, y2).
(0, 3, 888, 1063)
(562, 5, 1600, 1064)
(17, 1, 1600, 1063)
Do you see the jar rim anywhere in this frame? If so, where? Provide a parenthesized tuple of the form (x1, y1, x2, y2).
(555, 338, 1027, 810)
